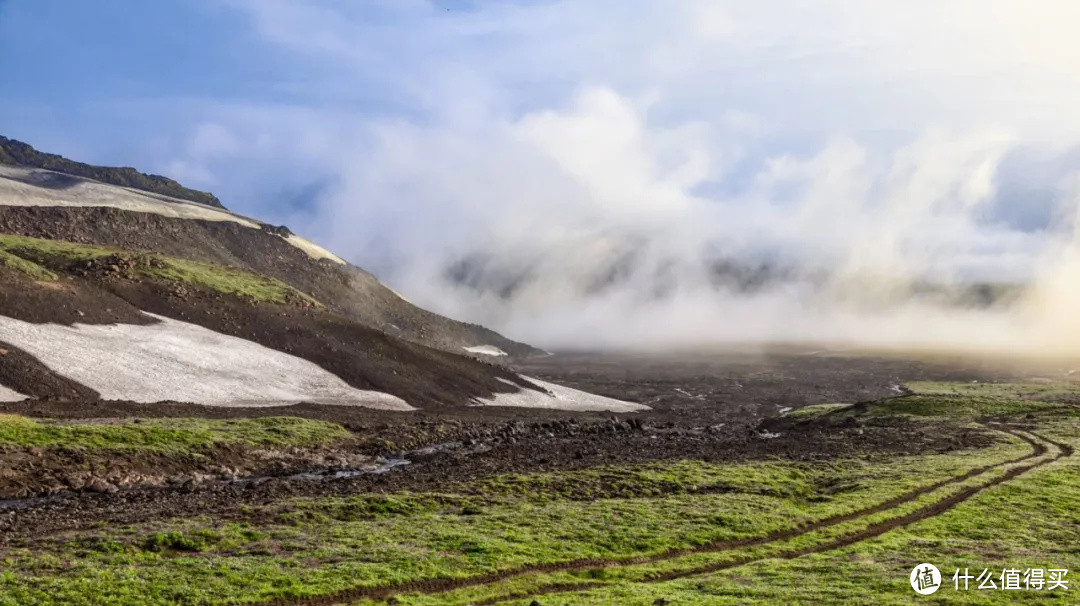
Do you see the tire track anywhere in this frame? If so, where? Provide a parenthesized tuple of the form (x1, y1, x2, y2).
(264, 428, 1044, 606)
(476, 429, 1070, 605)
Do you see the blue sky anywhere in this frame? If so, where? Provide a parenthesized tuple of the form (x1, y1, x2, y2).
(2, 2, 257, 154)
(4, 1, 1080, 347)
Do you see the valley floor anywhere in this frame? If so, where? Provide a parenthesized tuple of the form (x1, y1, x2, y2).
(2, 351, 1080, 604)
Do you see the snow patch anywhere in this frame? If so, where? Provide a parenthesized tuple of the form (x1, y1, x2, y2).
(0, 312, 414, 410)
(385, 285, 413, 304)
(674, 388, 705, 400)
(0, 165, 261, 227)
(0, 385, 26, 402)
(473, 377, 649, 412)
(285, 234, 345, 264)
(464, 345, 508, 357)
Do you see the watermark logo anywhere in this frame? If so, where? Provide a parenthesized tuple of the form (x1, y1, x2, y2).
(908, 564, 1069, 593)
(911, 563, 942, 595)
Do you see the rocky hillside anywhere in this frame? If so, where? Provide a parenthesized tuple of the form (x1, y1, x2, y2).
(0, 162, 542, 358)
(0, 143, 636, 413)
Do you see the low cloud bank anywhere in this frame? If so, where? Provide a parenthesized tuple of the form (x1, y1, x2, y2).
(297, 89, 1080, 356)
(156, 2, 1080, 356)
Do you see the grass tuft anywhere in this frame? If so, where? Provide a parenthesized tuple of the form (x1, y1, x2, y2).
(785, 403, 851, 419)
(868, 395, 1065, 418)
(0, 415, 350, 454)
(0, 234, 320, 305)
(0, 249, 58, 280)
(139, 256, 319, 306)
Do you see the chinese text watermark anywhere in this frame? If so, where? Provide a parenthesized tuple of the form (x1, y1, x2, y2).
(910, 565, 1068, 595)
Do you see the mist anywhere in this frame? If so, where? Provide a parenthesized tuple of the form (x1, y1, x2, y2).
(288, 87, 1078, 355)
(112, 1, 1080, 354)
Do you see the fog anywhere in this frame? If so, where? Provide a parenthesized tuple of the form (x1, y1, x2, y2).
(146, 1, 1080, 354)
(303, 87, 1080, 355)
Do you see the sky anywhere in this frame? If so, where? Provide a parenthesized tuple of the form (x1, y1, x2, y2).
(4, 1, 1080, 351)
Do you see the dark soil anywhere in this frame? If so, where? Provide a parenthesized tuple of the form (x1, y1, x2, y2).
(0, 340, 99, 400)
(0, 440, 378, 500)
(0, 264, 150, 325)
(0, 409, 996, 544)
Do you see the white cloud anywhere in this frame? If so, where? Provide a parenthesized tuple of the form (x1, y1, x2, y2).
(155, 0, 1080, 352)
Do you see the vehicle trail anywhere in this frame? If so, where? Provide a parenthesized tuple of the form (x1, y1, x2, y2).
(264, 427, 1050, 606)
(474, 429, 1070, 605)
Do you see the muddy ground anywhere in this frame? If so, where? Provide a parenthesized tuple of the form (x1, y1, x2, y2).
(0, 348, 1052, 544)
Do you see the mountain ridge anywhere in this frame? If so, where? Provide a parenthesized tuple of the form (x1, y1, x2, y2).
(0, 136, 224, 208)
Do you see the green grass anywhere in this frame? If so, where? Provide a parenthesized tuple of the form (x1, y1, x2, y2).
(1, 383, 1077, 605)
(540, 420, 1080, 605)
(0, 233, 319, 305)
(0, 415, 350, 454)
(866, 395, 1066, 418)
(0, 431, 1030, 605)
(909, 380, 1080, 401)
(139, 256, 319, 305)
(785, 403, 851, 419)
(782, 392, 1065, 421)
(0, 249, 58, 280)
(0, 233, 116, 263)
(463, 460, 822, 501)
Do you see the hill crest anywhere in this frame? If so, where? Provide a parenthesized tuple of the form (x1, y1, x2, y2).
(0, 136, 223, 208)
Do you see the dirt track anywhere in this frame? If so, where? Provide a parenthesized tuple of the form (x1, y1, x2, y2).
(474, 430, 1071, 604)
(252, 427, 1065, 606)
